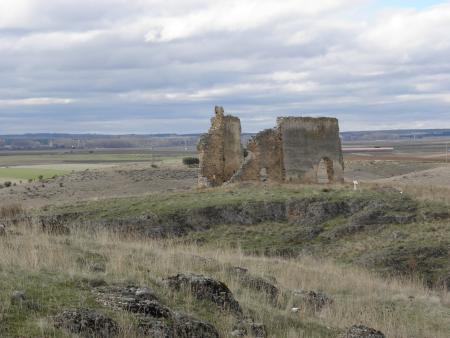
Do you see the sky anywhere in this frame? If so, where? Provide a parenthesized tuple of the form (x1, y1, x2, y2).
(0, 0, 450, 134)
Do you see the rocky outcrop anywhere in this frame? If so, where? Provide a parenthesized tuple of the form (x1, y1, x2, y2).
(164, 273, 243, 316)
(232, 318, 267, 338)
(39, 194, 429, 240)
(228, 266, 279, 303)
(93, 284, 220, 338)
(343, 325, 385, 338)
(54, 308, 119, 338)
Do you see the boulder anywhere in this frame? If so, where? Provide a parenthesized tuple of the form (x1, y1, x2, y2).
(10, 290, 27, 305)
(343, 325, 385, 338)
(233, 318, 267, 338)
(172, 312, 220, 338)
(54, 308, 119, 337)
(94, 284, 220, 338)
(94, 285, 171, 318)
(228, 266, 279, 302)
(164, 273, 242, 316)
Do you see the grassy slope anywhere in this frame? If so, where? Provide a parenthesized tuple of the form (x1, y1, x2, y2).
(41, 184, 450, 286)
(44, 185, 363, 218)
(0, 226, 449, 338)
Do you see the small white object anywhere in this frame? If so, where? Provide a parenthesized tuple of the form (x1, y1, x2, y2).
(291, 307, 300, 313)
(353, 180, 359, 191)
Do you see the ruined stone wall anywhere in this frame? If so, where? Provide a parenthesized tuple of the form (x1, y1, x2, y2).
(230, 128, 283, 182)
(197, 106, 243, 187)
(199, 107, 344, 186)
(278, 117, 344, 183)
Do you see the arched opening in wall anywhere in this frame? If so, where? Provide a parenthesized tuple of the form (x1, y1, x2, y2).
(317, 158, 334, 184)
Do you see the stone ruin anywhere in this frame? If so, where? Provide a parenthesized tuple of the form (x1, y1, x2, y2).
(197, 106, 344, 187)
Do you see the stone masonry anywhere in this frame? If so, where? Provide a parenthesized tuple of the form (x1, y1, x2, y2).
(278, 117, 344, 183)
(198, 107, 344, 186)
(197, 106, 243, 187)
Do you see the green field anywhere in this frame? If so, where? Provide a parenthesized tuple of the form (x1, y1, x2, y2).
(0, 167, 69, 182)
(0, 150, 194, 167)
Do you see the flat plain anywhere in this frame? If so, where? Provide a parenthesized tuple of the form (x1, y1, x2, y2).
(1, 139, 450, 337)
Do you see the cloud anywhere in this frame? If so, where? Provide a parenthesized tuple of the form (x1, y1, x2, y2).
(0, 97, 75, 106)
(0, 0, 449, 133)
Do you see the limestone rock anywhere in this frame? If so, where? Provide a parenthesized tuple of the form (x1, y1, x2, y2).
(343, 325, 385, 338)
(164, 273, 243, 316)
(54, 308, 119, 337)
(94, 284, 220, 338)
(233, 318, 267, 338)
(10, 290, 27, 305)
(228, 266, 279, 302)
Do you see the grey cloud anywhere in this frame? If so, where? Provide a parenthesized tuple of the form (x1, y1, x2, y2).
(1, 1, 450, 134)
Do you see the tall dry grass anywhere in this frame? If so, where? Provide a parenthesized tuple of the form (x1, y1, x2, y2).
(0, 223, 449, 337)
(0, 203, 24, 219)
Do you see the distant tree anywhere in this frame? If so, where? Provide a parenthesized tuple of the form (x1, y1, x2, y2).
(182, 157, 200, 167)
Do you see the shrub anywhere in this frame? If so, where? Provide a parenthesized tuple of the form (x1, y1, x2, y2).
(182, 157, 200, 167)
(4, 181, 12, 188)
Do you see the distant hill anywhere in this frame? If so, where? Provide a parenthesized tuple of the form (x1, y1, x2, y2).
(2, 129, 450, 150)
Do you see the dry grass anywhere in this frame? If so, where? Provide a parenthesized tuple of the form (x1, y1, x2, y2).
(0, 203, 24, 219)
(0, 223, 449, 338)
(400, 184, 450, 205)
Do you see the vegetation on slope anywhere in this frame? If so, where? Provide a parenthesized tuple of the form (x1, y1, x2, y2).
(0, 224, 449, 337)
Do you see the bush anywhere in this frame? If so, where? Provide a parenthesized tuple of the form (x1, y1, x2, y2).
(182, 157, 200, 167)
(4, 181, 12, 188)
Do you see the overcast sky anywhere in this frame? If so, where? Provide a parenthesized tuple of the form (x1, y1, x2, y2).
(1, 0, 449, 134)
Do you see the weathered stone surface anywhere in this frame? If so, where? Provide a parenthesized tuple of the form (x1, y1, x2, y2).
(343, 325, 385, 338)
(94, 284, 220, 338)
(164, 273, 243, 316)
(231, 128, 283, 183)
(228, 266, 279, 302)
(233, 318, 267, 338)
(10, 290, 27, 305)
(278, 117, 344, 183)
(172, 312, 220, 338)
(94, 285, 169, 317)
(199, 107, 344, 185)
(54, 308, 119, 337)
(198, 106, 243, 187)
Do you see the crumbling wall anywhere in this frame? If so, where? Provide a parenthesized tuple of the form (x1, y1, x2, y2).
(278, 117, 344, 183)
(198, 107, 344, 186)
(197, 106, 243, 187)
(230, 128, 283, 182)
